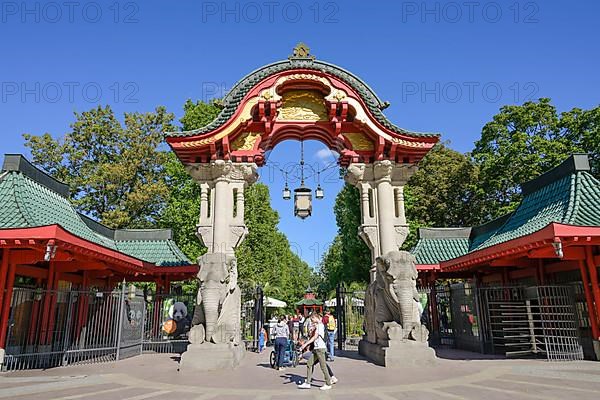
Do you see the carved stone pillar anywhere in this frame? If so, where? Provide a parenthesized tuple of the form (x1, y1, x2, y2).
(186, 160, 258, 257)
(181, 160, 257, 371)
(345, 161, 416, 279)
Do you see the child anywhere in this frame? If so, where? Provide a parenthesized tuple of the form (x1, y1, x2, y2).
(258, 325, 267, 353)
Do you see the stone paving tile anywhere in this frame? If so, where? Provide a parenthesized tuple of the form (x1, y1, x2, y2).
(441, 384, 529, 400)
(9, 383, 127, 400)
(477, 378, 600, 399)
(389, 390, 459, 400)
(498, 373, 600, 391)
(70, 387, 158, 400)
(327, 394, 382, 400)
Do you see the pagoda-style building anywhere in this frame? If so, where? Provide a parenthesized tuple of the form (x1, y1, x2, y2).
(0, 154, 196, 364)
(413, 154, 600, 360)
(295, 287, 324, 317)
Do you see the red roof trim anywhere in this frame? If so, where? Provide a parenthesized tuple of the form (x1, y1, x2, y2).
(0, 225, 189, 276)
(416, 264, 440, 271)
(440, 222, 600, 273)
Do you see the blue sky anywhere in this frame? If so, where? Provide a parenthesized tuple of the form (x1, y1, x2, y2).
(1, 1, 598, 268)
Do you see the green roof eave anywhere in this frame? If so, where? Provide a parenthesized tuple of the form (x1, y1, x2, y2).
(295, 298, 323, 306)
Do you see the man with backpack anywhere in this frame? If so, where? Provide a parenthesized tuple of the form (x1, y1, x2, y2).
(322, 310, 337, 361)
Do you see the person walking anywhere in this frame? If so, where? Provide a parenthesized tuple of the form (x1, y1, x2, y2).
(297, 312, 332, 391)
(273, 316, 290, 370)
(323, 310, 337, 361)
(297, 336, 339, 385)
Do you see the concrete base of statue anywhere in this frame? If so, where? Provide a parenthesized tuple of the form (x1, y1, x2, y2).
(180, 342, 245, 371)
(359, 338, 436, 367)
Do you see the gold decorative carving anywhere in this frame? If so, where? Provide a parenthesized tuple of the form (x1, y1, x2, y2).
(390, 138, 429, 148)
(280, 73, 330, 86)
(231, 132, 260, 151)
(332, 90, 346, 101)
(180, 97, 259, 149)
(289, 42, 315, 59)
(343, 132, 374, 151)
(277, 90, 328, 121)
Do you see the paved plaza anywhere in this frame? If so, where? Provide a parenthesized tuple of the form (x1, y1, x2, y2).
(1, 348, 600, 399)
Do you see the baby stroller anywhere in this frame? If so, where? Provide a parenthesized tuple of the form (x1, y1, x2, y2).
(270, 340, 299, 368)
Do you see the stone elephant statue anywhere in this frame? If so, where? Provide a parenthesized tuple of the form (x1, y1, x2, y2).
(364, 250, 428, 344)
(190, 253, 240, 344)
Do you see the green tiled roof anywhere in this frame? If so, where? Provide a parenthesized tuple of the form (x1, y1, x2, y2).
(412, 228, 471, 265)
(0, 171, 116, 249)
(473, 157, 600, 251)
(412, 154, 600, 265)
(116, 238, 191, 267)
(166, 56, 440, 139)
(0, 155, 191, 267)
(295, 298, 323, 306)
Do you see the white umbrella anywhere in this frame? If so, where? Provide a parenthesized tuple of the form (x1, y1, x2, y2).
(244, 296, 287, 308)
(264, 296, 287, 308)
(325, 297, 364, 307)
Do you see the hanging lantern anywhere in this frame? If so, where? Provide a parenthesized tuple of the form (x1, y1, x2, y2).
(315, 184, 324, 199)
(294, 185, 312, 219)
(282, 183, 291, 200)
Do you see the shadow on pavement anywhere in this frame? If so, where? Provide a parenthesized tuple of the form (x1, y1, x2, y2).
(433, 346, 505, 360)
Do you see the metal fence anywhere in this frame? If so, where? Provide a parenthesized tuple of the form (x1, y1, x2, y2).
(4, 286, 141, 371)
(421, 283, 585, 361)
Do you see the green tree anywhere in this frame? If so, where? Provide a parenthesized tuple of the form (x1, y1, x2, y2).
(403, 143, 484, 248)
(235, 184, 312, 305)
(472, 98, 576, 218)
(560, 106, 600, 176)
(24, 105, 175, 228)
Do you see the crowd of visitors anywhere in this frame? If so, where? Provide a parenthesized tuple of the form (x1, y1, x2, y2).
(261, 311, 338, 390)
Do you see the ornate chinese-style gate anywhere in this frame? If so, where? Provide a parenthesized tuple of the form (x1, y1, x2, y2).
(165, 44, 439, 365)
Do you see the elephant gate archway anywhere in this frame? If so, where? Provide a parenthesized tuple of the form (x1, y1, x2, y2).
(166, 44, 439, 369)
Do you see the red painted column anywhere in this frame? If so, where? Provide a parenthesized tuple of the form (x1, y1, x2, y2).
(585, 247, 600, 341)
(75, 271, 90, 340)
(0, 261, 17, 349)
(0, 249, 10, 317)
(537, 259, 546, 285)
(27, 278, 43, 345)
(45, 269, 61, 344)
(39, 261, 56, 345)
(579, 259, 600, 341)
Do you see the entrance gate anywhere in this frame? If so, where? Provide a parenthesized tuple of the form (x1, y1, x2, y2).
(335, 283, 366, 351)
(165, 45, 439, 364)
(422, 283, 584, 361)
(479, 285, 584, 360)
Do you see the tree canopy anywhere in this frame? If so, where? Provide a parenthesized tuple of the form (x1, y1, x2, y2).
(472, 98, 599, 218)
(24, 105, 175, 228)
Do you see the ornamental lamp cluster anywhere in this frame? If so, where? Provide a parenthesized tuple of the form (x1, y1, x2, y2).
(281, 141, 325, 220)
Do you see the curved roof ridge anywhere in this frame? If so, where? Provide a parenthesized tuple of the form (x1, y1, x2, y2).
(563, 173, 580, 224)
(166, 58, 440, 139)
(567, 171, 600, 226)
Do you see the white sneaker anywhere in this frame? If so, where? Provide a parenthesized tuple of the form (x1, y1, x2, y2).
(330, 376, 338, 384)
(320, 384, 332, 391)
(298, 382, 311, 389)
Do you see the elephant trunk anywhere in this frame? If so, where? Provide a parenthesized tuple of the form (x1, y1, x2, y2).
(393, 282, 418, 327)
(200, 285, 224, 342)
